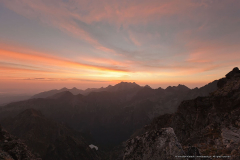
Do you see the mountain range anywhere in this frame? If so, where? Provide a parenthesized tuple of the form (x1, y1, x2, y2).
(30, 82, 141, 99)
(0, 79, 218, 154)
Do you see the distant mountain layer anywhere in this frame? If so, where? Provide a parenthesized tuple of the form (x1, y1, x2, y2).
(31, 82, 141, 99)
(0, 94, 31, 106)
(1, 109, 101, 160)
(0, 79, 218, 151)
(124, 67, 240, 159)
(31, 81, 217, 100)
(31, 87, 86, 99)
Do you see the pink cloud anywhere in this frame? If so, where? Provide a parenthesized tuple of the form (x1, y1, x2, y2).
(0, 0, 207, 49)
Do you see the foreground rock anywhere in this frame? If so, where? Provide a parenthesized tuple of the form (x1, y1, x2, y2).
(124, 127, 186, 160)
(0, 124, 41, 160)
(126, 67, 240, 160)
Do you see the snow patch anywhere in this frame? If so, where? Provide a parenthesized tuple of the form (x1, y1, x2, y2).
(89, 144, 98, 150)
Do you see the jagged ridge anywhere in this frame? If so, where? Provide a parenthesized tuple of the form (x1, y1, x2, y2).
(124, 67, 240, 160)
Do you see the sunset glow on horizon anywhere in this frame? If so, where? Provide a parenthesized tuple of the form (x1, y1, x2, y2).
(0, 0, 240, 94)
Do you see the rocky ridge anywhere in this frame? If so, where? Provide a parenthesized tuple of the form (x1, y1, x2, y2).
(124, 67, 240, 160)
(0, 124, 41, 160)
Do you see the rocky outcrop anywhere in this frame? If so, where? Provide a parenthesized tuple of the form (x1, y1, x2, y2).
(125, 67, 240, 160)
(0, 124, 41, 160)
(225, 67, 240, 79)
(124, 127, 186, 160)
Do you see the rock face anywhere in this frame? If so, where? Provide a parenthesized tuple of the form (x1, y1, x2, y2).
(124, 127, 186, 160)
(128, 67, 240, 160)
(0, 124, 41, 160)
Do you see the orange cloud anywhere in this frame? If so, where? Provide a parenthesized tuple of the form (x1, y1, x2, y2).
(0, 48, 129, 73)
(184, 40, 240, 65)
(0, 42, 136, 85)
(77, 55, 129, 67)
(0, 66, 51, 74)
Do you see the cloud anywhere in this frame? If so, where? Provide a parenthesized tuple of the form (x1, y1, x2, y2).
(0, 66, 50, 74)
(0, 61, 43, 70)
(0, 47, 130, 73)
(19, 77, 110, 82)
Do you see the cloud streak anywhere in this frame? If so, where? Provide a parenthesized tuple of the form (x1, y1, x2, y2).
(0, 47, 129, 73)
(19, 77, 110, 82)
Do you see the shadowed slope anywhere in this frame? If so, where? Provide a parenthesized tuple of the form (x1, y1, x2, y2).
(1, 109, 101, 160)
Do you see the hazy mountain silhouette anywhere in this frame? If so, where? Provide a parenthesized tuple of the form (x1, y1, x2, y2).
(47, 91, 74, 100)
(0, 94, 31, 106)
(31, 87, 85, 99)
(31, 82, 141, 99)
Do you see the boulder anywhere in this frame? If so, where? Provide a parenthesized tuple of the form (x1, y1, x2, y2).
(123, 127, 186, 160)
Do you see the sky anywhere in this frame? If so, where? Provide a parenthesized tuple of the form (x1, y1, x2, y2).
(0, 0, 240, 94)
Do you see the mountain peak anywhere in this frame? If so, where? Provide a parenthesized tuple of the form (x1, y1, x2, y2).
(225, 67, 240, 79)
(217, 67, 240, 88)
(60, 87, 68, 91)
(114, 81, 140, 91)
(177, 84, 190, 90)
(165, 84, 190, 91)
(144, 85, 151, 89)
(117, 81, 139, 86)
